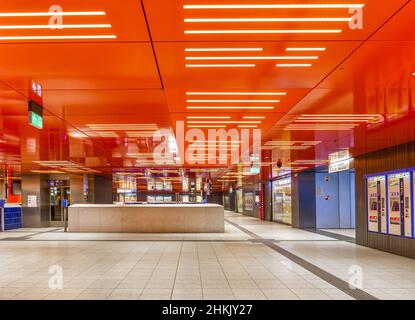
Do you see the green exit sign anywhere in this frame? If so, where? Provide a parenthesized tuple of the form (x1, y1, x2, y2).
(29, 111, 43, 129)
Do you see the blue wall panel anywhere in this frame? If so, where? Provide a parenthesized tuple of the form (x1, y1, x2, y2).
(316, 173, 340, 228)
(4, 206, 22, 230)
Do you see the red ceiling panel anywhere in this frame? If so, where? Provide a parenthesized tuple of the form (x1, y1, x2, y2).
(155, 41, 361, 89)
(143, 0, 408, 41)
(0, 0, 150, 42)
(0, 43, 162, 93)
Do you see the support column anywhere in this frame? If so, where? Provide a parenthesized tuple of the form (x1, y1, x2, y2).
(21, 174, 50, 227)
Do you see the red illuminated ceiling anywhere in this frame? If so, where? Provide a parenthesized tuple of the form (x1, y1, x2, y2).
(0, 0, 414, 179)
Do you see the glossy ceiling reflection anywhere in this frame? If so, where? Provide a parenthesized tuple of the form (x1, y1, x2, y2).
(0, 0, 414, 185)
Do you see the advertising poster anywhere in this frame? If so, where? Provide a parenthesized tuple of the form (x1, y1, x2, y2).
(244, 192, 254, 211)
(388, 172, 413, 237)
(367, 176, 387, 233)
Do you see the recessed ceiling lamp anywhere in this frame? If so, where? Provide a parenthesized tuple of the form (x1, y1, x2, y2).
(185, 56, 318, 60)
(185, 48, 263, 52)
(187, 106, 275, 109)
(183, 4, 365, 9)
(243, 116, 265, 119)
(0, 24, 111, 29)
(187, 116, 231, 119)
(0, 11, 106, 17)
(187, 99, 279, 103)
(186, 92, 287, 95)
(286, 47, 326, 51)
(185, 18, 351, 22)
(276, 64, 312, 67)
(0, 35, 117, 40)
(185, 29, 342, 34)
(186, 64, 255, 67)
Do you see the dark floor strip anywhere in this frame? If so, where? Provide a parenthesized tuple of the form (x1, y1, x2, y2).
(225, 218, 378, 301)
(304, 228, 356, 243)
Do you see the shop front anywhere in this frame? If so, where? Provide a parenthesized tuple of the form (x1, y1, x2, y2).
(272, 176, 292, 225)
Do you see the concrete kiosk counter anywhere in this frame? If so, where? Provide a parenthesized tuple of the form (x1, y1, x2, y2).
(68, 203, 225, 233)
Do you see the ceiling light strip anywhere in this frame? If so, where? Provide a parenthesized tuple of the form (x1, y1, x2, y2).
(0, 24, 111, 29)
(0, 11, 106, 17)
(185, 17, 351, 22)
(186, 64, 255, 67)
(185, 29, 342, 34)
(185, 48, 263, 52)
(0, 35, 117, 40)
(187, 125, 227, 128)
(185, 56, 318, 60)
(286, 47, 326, 51)
(187, 116, 231, 119)
(186, 92, 287, 95)
(187, 121, 261, 124)
(276, 64, 312, 67)
(187, 99, 279, 103)
(183, 4, 365, 9)
(187, 106, 275, 109)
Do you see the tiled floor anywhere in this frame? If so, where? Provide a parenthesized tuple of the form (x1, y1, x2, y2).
(0, 212, 414, 300)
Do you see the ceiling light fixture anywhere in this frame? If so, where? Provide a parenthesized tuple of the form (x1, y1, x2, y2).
(238, 125, 258, 128)
(0, 24, 111, 29)
(187, 106, 275, 109)
(187, 99, 279, 103)
(186, 64, 255, 67)
(185, 56, 318, 60)
(186, 92, 287, 95)
(187, 125, 227, 128)
(187, 121, 261, 124)
(0, 35, 117, 40)
(185, 48, 263, 52)
(0, 11, 106, 17)
(185, 29, 342, 34)
(187, 116, 231, 119)
(183, 4, 365, 9)
(243, 116, 266, 119)
(185, 17, 351, 22)
(286, 47, 326, 51)
(276, 63, 312, 67)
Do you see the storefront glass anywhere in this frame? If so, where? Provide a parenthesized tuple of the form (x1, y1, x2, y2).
(272, 177, 292, 224)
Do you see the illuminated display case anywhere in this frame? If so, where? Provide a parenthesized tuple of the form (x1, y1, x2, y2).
(114, 175, 137, 204)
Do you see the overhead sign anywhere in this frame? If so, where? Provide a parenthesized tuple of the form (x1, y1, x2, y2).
(328, 150, 351, 173)
(28, 100, 43, 129)
(28, 79, 43, 106)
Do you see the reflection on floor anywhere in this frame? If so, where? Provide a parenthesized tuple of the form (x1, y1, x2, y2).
(321, 229, 356, 239)
(0, 211, 413, 300)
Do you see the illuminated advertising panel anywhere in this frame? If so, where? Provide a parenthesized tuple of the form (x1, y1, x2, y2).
(367, 176, 387, 233)
(387, 172, 413, 237)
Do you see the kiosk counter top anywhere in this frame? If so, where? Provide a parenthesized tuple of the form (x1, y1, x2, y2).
(68, 203, 225, 233)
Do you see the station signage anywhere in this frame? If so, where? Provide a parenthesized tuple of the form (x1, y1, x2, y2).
(28, 79, 44, 130)
(328, 150, 351, 173)
(28, 101, 44, 129)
